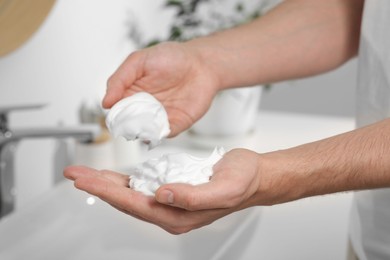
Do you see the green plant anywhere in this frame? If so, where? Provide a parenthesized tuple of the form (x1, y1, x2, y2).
(128, 0, 273, 47)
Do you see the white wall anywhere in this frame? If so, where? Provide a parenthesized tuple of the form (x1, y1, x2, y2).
(261, 59, 357, 117)
(0, 0, 356, 210)
(0, 0, 170, 209)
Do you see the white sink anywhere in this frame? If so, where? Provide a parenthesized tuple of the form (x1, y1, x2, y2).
(0, 179, 259, 260)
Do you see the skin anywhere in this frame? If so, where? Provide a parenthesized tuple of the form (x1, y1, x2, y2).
(103, 42, 220, 137)
(63, 0, 389, 235)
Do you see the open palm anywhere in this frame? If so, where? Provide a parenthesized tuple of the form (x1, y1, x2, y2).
(64, 149, 263, 234)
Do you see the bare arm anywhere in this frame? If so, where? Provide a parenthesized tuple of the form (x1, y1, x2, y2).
(254, 118, 390, 206)
(186, 0, 364, 89)
(102, 0, 364, 136)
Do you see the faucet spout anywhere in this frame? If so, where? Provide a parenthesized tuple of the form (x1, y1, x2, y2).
(0, 125, 101, 147)
(0, 124, 101, 219)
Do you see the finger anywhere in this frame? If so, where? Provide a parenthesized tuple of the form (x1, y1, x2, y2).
(74, 176, 183, 224)
(103, 52, 142, 108)
(155, 178, 241, 211)
(64, 166, 129, 187)
(86, 180, 181, 233)
(109, 203, 151, 224)
(73, 175, 155, 224)
(75, 175, 235, 234)
(74, 176, 148, 214)
(102, 77, 127, 109)
(64, 165, 94, 180)
(99, 169, 130, 187)
(108, 203, 181, 234)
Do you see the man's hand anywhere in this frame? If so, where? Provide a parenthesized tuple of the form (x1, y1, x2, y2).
(103, 42, 219, 137)
(64, 149, 274, 234)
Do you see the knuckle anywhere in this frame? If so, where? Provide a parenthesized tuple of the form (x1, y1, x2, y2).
(183, 193, 200, 211)
(166, 214, 198, 234)
(165, 225, 192, 235)
(223, 199, 237, 208)
(106, 75, 116, 87)
(222, 197, 240, 208)
(164, 227, 181, 235)
(223, 189, 246, 208)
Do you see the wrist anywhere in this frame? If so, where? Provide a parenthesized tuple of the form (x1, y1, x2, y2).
(254, 149, 310, 206)
(183, 37, 231, 92)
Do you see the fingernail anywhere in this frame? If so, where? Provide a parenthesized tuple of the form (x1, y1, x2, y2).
(159, 190, 174, 204)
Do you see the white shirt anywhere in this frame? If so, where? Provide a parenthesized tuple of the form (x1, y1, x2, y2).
(350, 1, 390, 259)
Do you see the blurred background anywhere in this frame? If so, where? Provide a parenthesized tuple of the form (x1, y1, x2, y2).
(1, 0, 172, 209)
(0, 0, 356, 259)
(0, 0, 356, 208)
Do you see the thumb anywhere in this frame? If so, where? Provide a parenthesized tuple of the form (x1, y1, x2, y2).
(155, 180, 236, 211)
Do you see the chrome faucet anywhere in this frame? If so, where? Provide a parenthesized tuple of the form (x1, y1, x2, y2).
(0, 104, 101, 218)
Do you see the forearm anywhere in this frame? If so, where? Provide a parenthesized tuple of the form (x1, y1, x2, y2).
(185, 0, 364, 90)
(259, 119, 390, 205)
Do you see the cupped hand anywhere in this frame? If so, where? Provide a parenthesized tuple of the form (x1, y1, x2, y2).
(103, 42, 220, 137)
(64, 149, 272, 234)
